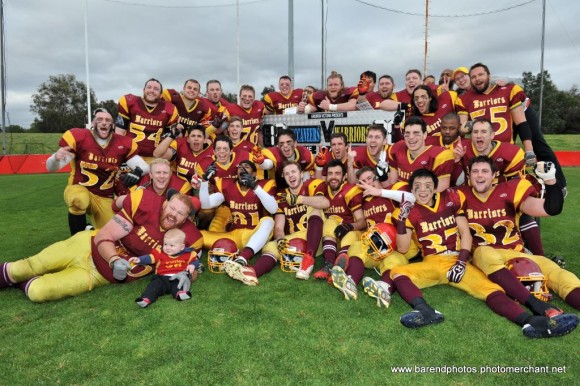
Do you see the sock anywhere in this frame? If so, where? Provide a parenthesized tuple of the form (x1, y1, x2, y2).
(15, 276, 39, 295)
(565, 288, 580, 310)
(68, 213, 87, 236)
(322, 239, 337, 264)
(253, 254, 277, 277)
(337, 245, 349, 256)
(393, 276, 423, 304)
(306, 215, 323, 256)
(238, 247, 254, 262)
(488, 268, 531, 304)
(345, 256, 365, 284)
(380, 270, 395, 295)
(519, 216, 544, 256)
(485, 291, 527, 323)
(0, 263, 13, 288)
(525, 294, 559, 316)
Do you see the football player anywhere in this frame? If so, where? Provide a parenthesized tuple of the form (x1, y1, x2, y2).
(223, 85, 265, 146)
(46, 108, 149, 234)
(199, 160, 278, 271)
(365, 75, 395, 110)
(162, 79, 214, 134)
(223, 161, 329, 285)
(0, 192, 203, 303)
(346, 124, 389, 185)
(459, 156, 580, 312)
(456, 63, 535, 166)
(299, 71, 358, 113)
(409, 85, 455, 137)
(227, 116, 255, 156)
(203, 79, 230, 141)
(314, 160, 366, 280)
(313, 132, 349, 179)
(389, 168, 579, 338)
(386, 116, 455, 192)
(329, 166, 417, 304)
(263, 75, 305, 115)
(115, 78, 179, 161)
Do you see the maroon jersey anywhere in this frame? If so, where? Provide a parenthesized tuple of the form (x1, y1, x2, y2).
(457, 139, 525, 183)
(263, 89, 304, 114)
(418, 92, 455, 136)
(323, 182, 364, 224)
(456, 84, 526, 144)
(162, 89, 214, 128)
(262, 145, 315, 187)
(276, 178, 326, 234)
(388, 141, 454, 183)
(362, 181, 409, 227)
(197, 151, 251, 180)
(425, 136, 463, 186)
(352, 144, 389, 169)
(319, 151, 347, 177)
(224, 101, 265, 145)
(400, 189, 463, 257)
(60, 128, 138, 198)
(458, 179, 535, 252)
(309, 88, 358, 109)
(215, 178, 277, 231)
(117, 94, 179, 157)
(365, 91, 389, 109)
(91, 189, 203, 283)
(170, 138, 214, 181)
(148, 249, 198, 276)
(137, 173, 192, 195)
(232, 139, 255, 156)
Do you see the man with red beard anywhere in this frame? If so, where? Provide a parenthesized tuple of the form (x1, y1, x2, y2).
(223, 161, 329, 285)
(115, 78, 179, 161)
(224, 85, 265, 146)
(46, 108, 149, 235)
(299, 71, 358, 113)
(0, 192, 203, 302)
(315, 160, 366, 280)
(263, 75, 305, 115)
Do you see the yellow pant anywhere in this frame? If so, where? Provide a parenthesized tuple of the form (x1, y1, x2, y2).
(201, 217, 274, 250)
(64, 185, 114, 229)
(391, 254, 503, 300)
(323, 217, 361, 248)
(474, 246, 580, 299)
(347, 240, 409, 275)
(262, 229, 324, 260)
(7, 230, 109, 302)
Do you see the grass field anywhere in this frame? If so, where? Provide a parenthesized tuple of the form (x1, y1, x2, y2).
(2, 132, 580, 154)
(0, 170, 579, 385)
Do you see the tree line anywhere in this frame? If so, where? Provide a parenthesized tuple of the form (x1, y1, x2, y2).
(6, 72, 579, 133)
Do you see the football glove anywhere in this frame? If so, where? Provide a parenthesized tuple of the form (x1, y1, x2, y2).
(315, 147, 329, 168)
(376, 160, 389, 182)
(190, 174, 202, 190)
(398, 195, 414, 222)
(447, 260, 466, 283)
(121, 166, 143, 188)
(334, 223, 354, 239)
(277, 192, 301, 206)
(525, 151, 537, 168)
(161, 124, 180, 140)
(239, 169, 257, 189)
(357, 78, 370, 95)
(277, 238, 290, 255)
(111, 259, 131, 281)
(170, 271, 192, 292)
(535, 161, 556, 181)
(251, 146, 265, 165)
(393, 105, 404, 126)
(212, 113, 227, 130)
(202, 162, 217, 181)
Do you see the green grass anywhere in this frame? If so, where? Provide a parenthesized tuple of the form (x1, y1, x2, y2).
(0, 171, 579, 384)
(2, 133, 580, 154)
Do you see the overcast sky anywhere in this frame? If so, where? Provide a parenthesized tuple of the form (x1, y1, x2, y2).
(3, 0, 580, 128)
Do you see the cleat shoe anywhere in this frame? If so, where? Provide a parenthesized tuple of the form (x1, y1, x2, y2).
(176, 290, 191, 301)
(224, 260, 258, 286)
(330, 266, 358, 300)
(296, 253, 315, 280)
(135, 297, 151, 308)
(400, 309, 444, 328)
(362, 277, 391, 308)
(233, 256, 248, 267)
(522, 314, 579, 339)
(334, 252, 350, 271)
(313, 261, 333, 280)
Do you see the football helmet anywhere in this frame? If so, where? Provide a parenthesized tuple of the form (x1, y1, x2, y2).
(361, 223, 397, 261)
(207, 238, 238, 273)
(506, 257, 551, 301)
(279, 238, 307, 272)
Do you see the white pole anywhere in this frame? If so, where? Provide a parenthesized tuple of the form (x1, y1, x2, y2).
(1, 0, 7, 154)
(236, 0, 240, 104)
(288, 0, 294, 81)
(84, 0, 91, 127)
(320, 0, 325, 89)
(538, 0, 546, 127)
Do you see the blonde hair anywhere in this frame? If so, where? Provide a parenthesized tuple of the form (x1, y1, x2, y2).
(327, 70, 344, 87)
(164, 228, 186, 243)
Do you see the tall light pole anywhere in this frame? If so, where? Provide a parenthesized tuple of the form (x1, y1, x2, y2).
(1, 0, 7, 154)
(423, 0, 429, 78)
(538, 0, 546, 127)
(288, 0, 294, 81)
(84, 0, 91, 127)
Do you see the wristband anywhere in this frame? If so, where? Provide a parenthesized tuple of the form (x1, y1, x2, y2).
(458, 249, 471, 262)
(108, 255, 121, 268)
(329, 104, 338, 112)
(396, 220, 407, 235)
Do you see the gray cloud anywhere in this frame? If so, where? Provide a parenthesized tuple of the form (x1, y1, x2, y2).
(3, 0, 579, 128)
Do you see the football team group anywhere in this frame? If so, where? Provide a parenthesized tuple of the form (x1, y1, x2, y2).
(1, 63, 579, 339)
